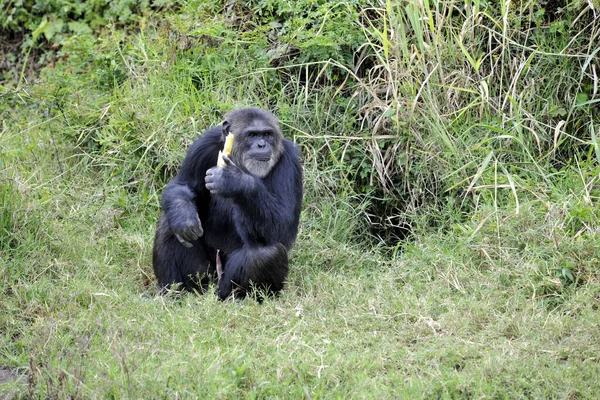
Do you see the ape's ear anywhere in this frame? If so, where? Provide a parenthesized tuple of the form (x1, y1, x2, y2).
(221, 120, 231, 140)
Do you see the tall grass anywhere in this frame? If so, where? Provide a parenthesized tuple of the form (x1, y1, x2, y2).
(299, 0, 600, 243)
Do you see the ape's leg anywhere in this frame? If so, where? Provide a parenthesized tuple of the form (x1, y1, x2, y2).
(152, 214, 213, 293)
(217, 243, 289, 300)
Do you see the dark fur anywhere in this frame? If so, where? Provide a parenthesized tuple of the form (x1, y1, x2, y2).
(152, 108, 303, 300)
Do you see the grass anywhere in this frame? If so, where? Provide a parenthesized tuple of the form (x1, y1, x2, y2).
(2, 189, 599, 398)
(2, 0, 600, 398)
(2, 108, 599, 397)
(3, 181, 599, 398)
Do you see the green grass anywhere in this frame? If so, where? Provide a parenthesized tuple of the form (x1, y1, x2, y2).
(2, 0, 600, 398)
(2, 108, 599, 397)
(2, 182, 599, 398)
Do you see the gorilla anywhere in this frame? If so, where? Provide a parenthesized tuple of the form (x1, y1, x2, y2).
(152, 108, 302, 300)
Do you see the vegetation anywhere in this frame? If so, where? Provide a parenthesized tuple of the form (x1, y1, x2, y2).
(1, 0, 599, 398)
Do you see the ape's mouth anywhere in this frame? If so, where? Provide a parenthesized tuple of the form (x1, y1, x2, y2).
(249, 154, 272, 162)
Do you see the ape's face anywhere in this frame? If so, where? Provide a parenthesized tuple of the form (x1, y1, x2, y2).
(225, 109, 284, 178)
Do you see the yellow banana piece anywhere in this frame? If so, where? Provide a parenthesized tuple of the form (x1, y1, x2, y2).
(217, 133, 235, 167)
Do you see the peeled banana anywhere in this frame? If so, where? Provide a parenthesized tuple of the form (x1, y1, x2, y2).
(217, 133, 234, 167)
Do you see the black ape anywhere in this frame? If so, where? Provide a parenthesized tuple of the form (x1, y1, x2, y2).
(152, 108, 302, 299)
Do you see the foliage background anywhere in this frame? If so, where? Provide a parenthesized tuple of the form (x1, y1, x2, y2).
(1, 0, 599, 398)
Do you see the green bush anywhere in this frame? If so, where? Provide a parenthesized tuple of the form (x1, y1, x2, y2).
(0, 0, 180, 83)
(1, 0, 167, 37)
(23, 0, 598, 247)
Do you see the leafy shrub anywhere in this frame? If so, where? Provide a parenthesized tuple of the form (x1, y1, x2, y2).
(12, 0, 598, 249)
(0, 0, 181, 83)
(300, 0, 600, 244)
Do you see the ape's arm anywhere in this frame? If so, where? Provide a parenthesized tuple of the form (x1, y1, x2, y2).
(161, 182, 203, 247)
(204, 142, 302, 248)
(162, 127, 223, 247)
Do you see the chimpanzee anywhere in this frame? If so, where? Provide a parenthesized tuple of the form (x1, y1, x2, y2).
(152, 108, 302, 300)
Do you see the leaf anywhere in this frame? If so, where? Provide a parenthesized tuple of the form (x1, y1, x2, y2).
(44, 18, 64, 41)
(575, 92, 589, 105)
(31, 17, 49, 41)
(67, 21, 92, 35)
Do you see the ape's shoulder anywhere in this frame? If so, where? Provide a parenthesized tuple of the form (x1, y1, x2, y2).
(268, 139, 302, 192)
(176, 126, 223, 183)
(282, 139, 301, 164)
(188, 126, 223, 155)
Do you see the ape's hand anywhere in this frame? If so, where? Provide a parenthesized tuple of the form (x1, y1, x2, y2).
(170, 213, 203, 248)
(205, 155, 254, 197)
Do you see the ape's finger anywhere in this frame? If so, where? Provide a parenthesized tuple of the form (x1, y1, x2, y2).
(222, 155, 236, 167)
(191, 225, 204, 238)
(183, 228, 199, 241)
(175, 234, 193, 248)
